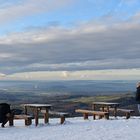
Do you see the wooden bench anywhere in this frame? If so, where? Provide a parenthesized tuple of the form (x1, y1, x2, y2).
(9, 115, 34, 126)
(104, 108, 135, 119)
(41, 110, 69, 124)
(75, 109, 109, 120)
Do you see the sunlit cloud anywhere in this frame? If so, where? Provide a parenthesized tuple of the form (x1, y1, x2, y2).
(4, 69, 140, 81)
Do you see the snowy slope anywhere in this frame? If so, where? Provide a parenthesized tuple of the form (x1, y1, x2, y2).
(0, 116, 140, 140)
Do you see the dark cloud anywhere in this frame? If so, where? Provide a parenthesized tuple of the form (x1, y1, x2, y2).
(0, 21, 140, 74)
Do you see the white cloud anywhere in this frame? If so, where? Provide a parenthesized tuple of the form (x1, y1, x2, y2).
(0, 73, 6, 77)
(5, 69, 140, 80)
(0, 13, 140, 74)
(122, 0, 139, 5)
(0, 53, 14, 59)
(0, 0, 74, 24)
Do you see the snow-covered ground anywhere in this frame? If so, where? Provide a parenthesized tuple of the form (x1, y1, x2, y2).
(0, 116, 140, 140)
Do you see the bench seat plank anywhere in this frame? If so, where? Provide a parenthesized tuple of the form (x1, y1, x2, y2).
(75, 109, 109, 120)
(11, 115, 34, 126)
(14, 115, 34, 120)
(41, 110, 69, 124)
(106, 108, 135, 119)
(49, 111, 69, 116)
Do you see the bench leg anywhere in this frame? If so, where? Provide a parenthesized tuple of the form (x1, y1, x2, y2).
(9, 118, 14, 126)
(102, 107, 105, 112)
(9, 114, 14, 126)
(93, 115, 96, 120)
(43, 109, 49, 124)
(92, 104, 96, 110)
(114, 107, 117, 117)
(33, 109, 39, 126)
(99, 115, 103, 119)
(25, 119, 32, 126)
(104, 114, 109, 120)
(83, 113, 88, 120)
(44, 112, 49, 124)
(126, 113, 130, 119)
(60, 116, 65, 124)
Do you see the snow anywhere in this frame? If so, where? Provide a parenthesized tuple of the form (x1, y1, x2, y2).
(0, 116, 140, 140)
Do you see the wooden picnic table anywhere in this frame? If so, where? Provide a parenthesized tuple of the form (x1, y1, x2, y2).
(23, 104, 52, 126)
(92, 102, 120, 117)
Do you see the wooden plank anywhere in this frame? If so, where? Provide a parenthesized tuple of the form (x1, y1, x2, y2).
(49, 111, 69, 116)
(41, 110, 69, 117)
(12, 115, 33, 126)
(116, 109, 134, 113)
(41, 110, 69, 124)
(75, 109, 109, 120)
(44, 111, 49, 124)
(75, 109, 108, 115)
(34, 108, 39, 126)
(14, 115, 33, 120)
(104, 108, 135, 119)
(60, 116, 65, 124)
(108, 108, 135, 113)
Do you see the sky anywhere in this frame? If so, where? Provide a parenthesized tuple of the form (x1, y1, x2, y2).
(0, 0, 140, 80)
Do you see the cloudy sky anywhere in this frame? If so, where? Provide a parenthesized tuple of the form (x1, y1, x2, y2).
(0, 0, 140, 80)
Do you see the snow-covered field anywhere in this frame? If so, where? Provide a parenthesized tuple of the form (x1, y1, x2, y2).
(0, 116, 140, 140)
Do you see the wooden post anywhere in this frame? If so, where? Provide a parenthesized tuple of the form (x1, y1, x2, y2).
(25, 118, 32, 126)
(107, 106, 109, 112)
(60, 116, 65, 124)
(25, 106, 27, 115)
(84, 113, 88, 119)
(99, 115, 102, 119)
(93, 114, 96, 120)
(104, 113, 109, 120)
(92, 104, 96, 110)
(92, 104, 96, 119)
(9, 119, 13, 126)
(102, 107, 104, 112)
(9, 115, 14, 126)
(114, 107, 117, 117)
(34, 108, 39, 126)
(44, 109, 49, 124)
(100, 106, 105, 119)
(126, 113, 130, 119)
